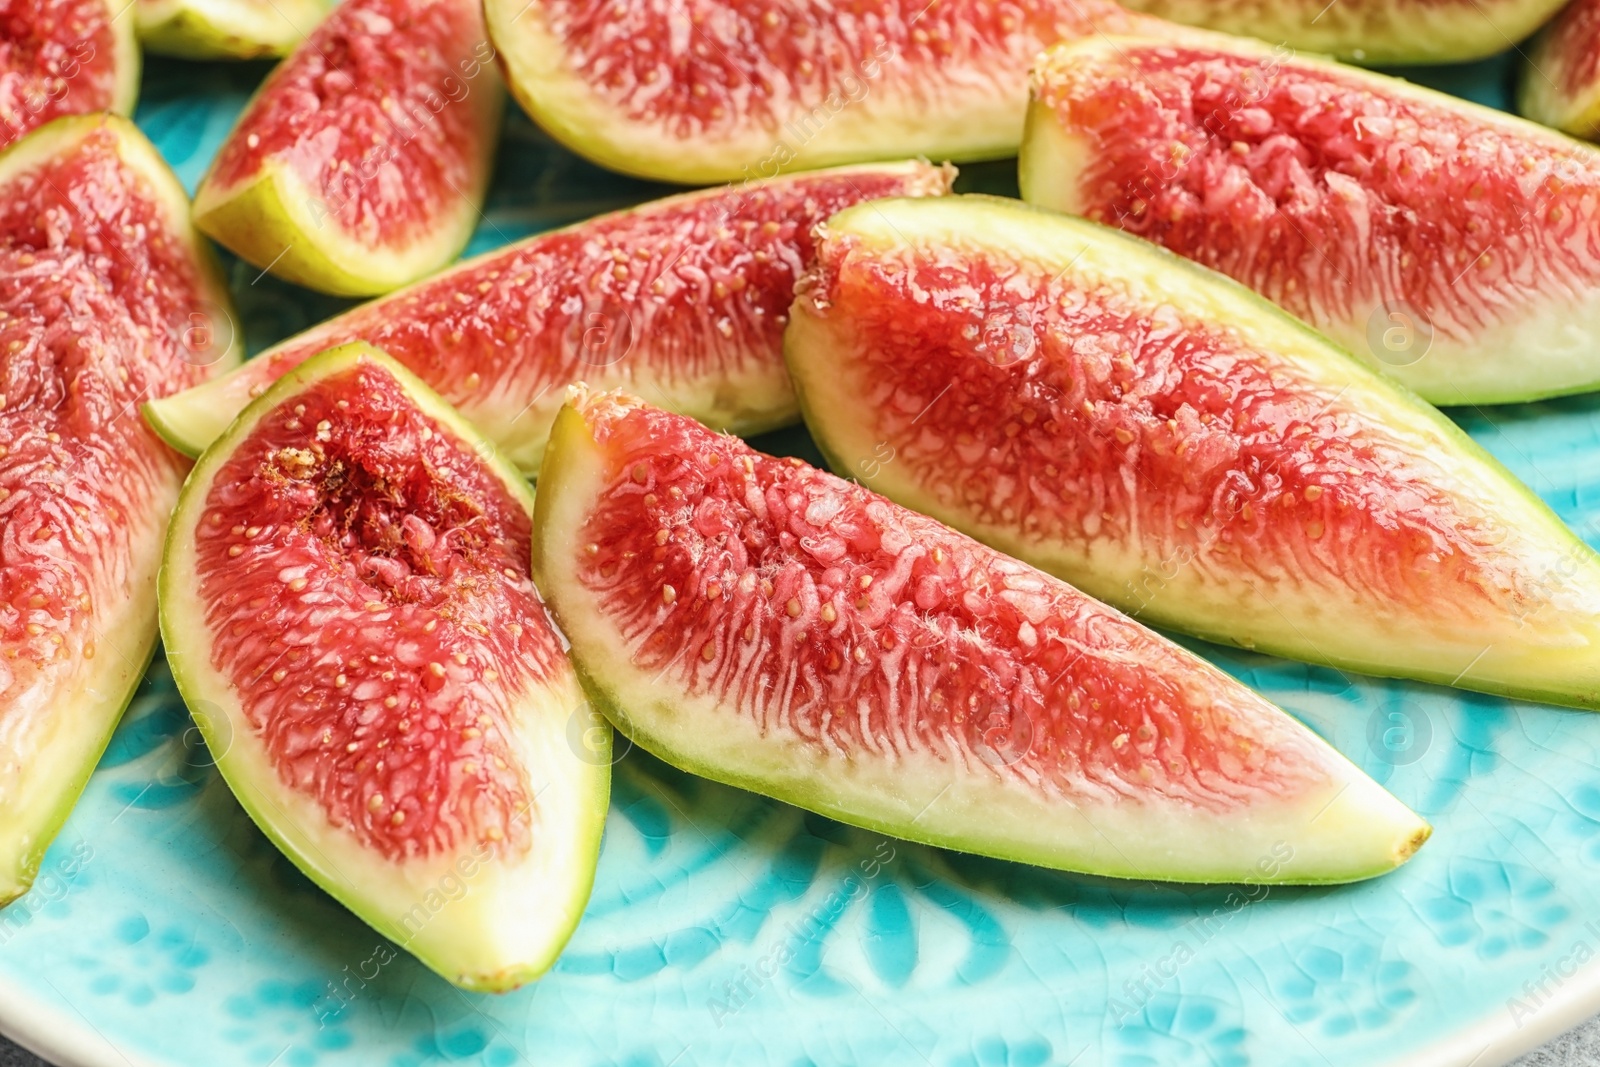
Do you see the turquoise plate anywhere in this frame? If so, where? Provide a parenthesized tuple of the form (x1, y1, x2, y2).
(0, 47, 1596, 1067)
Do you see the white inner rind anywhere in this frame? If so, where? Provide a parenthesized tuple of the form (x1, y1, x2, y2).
(0, 501, 164, 904)
(103, 0, 143, 116)
(1118, 0, 1565, 64)
(788, 195, 1600, 709)
(534, 404, 1428, 885)
(136, 0, 330, 57)
(1518, 58, 1600, 140)
(1020, 36, 1600, 406)
(161, 344, 609, 990)
(139, 368, 252, 461)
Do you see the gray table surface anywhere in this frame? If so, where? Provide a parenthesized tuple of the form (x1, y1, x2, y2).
(0, 1015, 1594, 1065)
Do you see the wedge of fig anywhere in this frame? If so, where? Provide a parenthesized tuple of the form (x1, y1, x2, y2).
(192, 0, 503, 297)
(137, 0, 329, 59)
(161, 343, 609, 990)
(484, 0, 1174, 184)
(1119, 0, 1565, 64)
(1521, 0, 1600, 138)
(533, 391, 1430, 884)
(788, 195, 1600, 710)
(0, 0, 140, 149)
(1020, 34, 1600, 406)
(0, 114, 238, 905)
(147, 160, 953, 471)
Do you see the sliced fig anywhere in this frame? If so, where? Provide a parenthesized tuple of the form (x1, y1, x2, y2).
(1020, 34, 1600, 406)
(1521, 0, 1600, 138)
(787, 195, 1600, 710)
(1119, 0, 1565, 64)
(137, 0, 330, 59)
(484, 0, 1173, 184)
(160, 343, 608, 990)
(533, 391, 1430, 884)
(0, 0, 140, 149)
(193, 0, 503, 297)
(148, 160, 953, 470)
(0, 114, 239, 905)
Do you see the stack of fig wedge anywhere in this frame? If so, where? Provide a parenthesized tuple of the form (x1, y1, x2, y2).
(40, 0, 1600, 998)
(787, 196, 1600, 710)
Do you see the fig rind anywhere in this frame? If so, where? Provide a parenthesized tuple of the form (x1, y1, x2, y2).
(160, 342, 609, 990)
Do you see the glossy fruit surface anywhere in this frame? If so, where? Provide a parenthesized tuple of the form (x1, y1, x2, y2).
(531, 390, 1431, 885)
(193, 0, 503, 296)
(1021, 34, 1600, 405)
(788, 194, 1600, 710)
(0, 0, 139, 149)
(0, 114, 238, 905)
(1521, 0, 1600, 139)
(484, 0, 1170, 183)
(149, 160, 953, 471)
(160, 343, 609, 990)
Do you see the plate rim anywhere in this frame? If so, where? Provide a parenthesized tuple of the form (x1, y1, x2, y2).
(3, 901, 1600, 1067)
(0, 974, 163, 1067)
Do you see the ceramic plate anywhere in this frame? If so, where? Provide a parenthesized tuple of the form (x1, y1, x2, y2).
(1, 46, 1597, 1067)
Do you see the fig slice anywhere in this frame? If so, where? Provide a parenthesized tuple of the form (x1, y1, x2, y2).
(787, 195, 1600, 710)
(1118, 0, 1565, 64)
(1521, 0, 1600, 139)
(533, 391, 1431, 885)
(484, 0, 1173, 184)
(192, 0, 503, 297)
(137, 0, 330, 59)
(160, 342, 609, 991)
(0, 113, 239, 905)
(0, 0, 140, 149)
(1020, 34, 1600, 406)
(147, 160, 954, 471)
